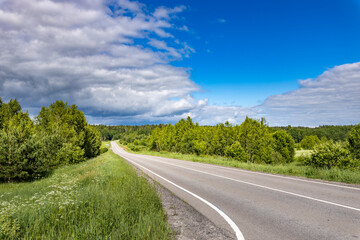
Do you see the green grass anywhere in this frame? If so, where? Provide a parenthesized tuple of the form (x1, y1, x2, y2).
(100, 141, 110, 154)
(295, 149, 313, 158)
(101, 141, 110, 149)
(0, 151, 173, 239)
(120, 143, 360, 185)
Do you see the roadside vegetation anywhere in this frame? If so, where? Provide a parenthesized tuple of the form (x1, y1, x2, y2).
(110, 117, 360, 185)
(122, 147, 360, 184)
(0, 151, 173, 239)
(0, 98, 101, 183)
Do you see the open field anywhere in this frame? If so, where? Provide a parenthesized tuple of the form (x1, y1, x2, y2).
(119, 142, 360, 185)
(0, 151, 172, 239)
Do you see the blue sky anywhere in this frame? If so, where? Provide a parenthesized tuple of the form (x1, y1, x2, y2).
(0, 0, 360, 126)
(150, 0, 360, 106)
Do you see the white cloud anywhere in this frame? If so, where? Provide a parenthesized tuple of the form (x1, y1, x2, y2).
(260, 62, 360, 126)
(153, 5, 186, 20)
(0, 0, 200, 123)
(2, 0, 358, 127)
(189, 105, 258, 125)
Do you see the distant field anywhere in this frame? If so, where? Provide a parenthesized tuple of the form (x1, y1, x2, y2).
(295, 149, 313, 157)
(0, 151, 172, 239)
(119, 142, 360, 185)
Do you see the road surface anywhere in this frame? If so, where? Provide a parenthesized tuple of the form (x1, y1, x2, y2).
(111, 141, 360, 240)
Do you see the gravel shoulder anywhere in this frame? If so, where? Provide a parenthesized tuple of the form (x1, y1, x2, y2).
(156, 182, 235, 240)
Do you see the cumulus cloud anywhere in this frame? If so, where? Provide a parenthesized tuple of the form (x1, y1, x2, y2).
(2, 0, 357, 127)
(260, 62, 360, 126)
(0, 0, 202, 123)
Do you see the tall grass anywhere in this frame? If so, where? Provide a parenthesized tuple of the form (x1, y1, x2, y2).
(122, 144, 360, 185)
(0, 151, 172, 239)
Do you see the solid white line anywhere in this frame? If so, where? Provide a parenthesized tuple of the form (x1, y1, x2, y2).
(132, 153, 360, 213)
(111, 142, 245, 240)
(136, 153, 360, 191)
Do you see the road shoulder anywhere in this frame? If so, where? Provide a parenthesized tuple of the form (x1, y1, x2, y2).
(156, 182, 236, 240)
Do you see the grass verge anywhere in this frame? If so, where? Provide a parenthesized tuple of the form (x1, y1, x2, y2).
(0, 151, 173, 239)
(118, 143, 360, 185)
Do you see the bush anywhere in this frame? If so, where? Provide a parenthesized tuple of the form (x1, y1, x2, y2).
(225, 141, 247, 161)
(305, 141, 357, 169)
(100, 147, 108, 154)
(300, 135, 320, 149)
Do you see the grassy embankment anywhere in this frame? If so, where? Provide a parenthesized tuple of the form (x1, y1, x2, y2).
(0, 149, 173, 239)
(118, 142, 360, 185)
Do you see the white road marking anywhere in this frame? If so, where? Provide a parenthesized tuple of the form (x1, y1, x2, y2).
(111, 142, 245, 240)
(132, 153, 360, 213)
(136, 153, 360, 191)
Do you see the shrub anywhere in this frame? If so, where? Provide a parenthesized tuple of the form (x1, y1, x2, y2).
(100, 147, 108, 154)
(225, 141, 247, 161)
(300, 135, 320, 149)
(305, 141, 357, 169)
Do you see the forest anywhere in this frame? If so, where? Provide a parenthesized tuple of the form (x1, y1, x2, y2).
(273, 125, 353, 143)
(100, 117, 360, 170)
(0, 98, 101, 182)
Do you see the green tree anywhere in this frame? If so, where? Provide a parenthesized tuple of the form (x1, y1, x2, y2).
(238, 117, 270, 163)
(225, 141, 246, 161)
(272, 130, 295, 163)
(193, 140, 208, 155)
(348, 124, 360, 160)
(0, 99, 42, 182)
(300, 135, 320, 149)
(35, 100, 100, 166)
(0, 99, 101, 182)
(83, 125, 101, 158)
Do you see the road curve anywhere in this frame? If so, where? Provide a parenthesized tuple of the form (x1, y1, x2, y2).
(111, 142, 360, 240)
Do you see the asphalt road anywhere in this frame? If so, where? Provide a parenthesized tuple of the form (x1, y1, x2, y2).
(111, 142, 360, 240)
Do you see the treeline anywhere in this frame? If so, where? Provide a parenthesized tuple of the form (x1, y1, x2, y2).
(94, 124, 158, 150)
(95, 116, 359, 170)
(274, 125, 354, 143)
(149, 117, 295, 164)
(146, 117, 360, 170)
(0, 98, 101, 182)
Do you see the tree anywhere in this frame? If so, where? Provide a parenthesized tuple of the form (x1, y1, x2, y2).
(300, 135, 320, 150)
(83, 125, 101, 158)
(225, 141, 246, 161)
(35, 100, 99, 166)
(348, 124, 360, 160)
(272, 130, 295, 163)
(0, 99, 101, 182)
(238, 117, 270, 163)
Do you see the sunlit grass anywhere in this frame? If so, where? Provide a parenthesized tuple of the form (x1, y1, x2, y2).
(101, 140, 110, 149)
(119, 142, 360, 185)
(295, 149, 313, 157)
(0, 151, 172, 239)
